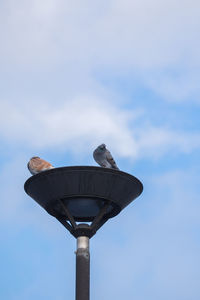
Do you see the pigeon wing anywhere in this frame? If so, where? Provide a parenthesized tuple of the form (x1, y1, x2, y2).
(106, 150, 119, 169)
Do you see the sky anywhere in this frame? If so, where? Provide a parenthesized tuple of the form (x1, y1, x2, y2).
(0, 0, 200, 299)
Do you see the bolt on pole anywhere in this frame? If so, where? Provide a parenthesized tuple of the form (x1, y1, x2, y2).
(76, 236, 90, 300)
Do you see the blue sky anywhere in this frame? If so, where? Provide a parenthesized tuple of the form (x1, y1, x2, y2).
(0, 0, 200, 299)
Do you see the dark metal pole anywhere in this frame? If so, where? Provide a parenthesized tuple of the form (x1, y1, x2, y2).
(76, 236, 90, 300)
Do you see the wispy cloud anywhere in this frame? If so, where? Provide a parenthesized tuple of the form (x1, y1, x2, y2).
(1, 0, 200, 101)
(1, 98, 200, 159)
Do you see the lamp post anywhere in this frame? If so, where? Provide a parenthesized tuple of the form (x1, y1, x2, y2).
(24, 166, 143, 300)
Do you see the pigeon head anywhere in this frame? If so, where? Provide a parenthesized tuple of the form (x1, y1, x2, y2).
(98, 144, 106, 151)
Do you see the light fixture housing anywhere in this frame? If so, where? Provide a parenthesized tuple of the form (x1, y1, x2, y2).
(24, 166, 143, 237)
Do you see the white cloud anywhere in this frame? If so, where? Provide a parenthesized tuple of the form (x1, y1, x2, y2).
(1, 97, 200, 160)
(144, 69, 200, 102)
(1, 0, 200, 67)
(0, 0, 200, 101)
(137, 126, 200, 158)
(0, 97, 138, 157)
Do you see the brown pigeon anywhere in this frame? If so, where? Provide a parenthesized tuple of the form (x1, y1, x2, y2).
(27, 157, 54, 175)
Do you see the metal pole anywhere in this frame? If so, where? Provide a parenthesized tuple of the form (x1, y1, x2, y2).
(76, 236, 90, 300)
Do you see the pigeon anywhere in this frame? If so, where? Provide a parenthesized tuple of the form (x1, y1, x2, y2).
(93, 144, 119, 170)
(27, 157, 54, 175)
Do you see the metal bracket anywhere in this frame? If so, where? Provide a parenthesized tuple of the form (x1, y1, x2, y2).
(57, 199, 111, 238)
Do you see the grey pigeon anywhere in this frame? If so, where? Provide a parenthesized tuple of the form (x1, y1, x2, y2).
(93, 144, 119, 170)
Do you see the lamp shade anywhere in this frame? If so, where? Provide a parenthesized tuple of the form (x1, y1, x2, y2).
(24, 166, 143, 222)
